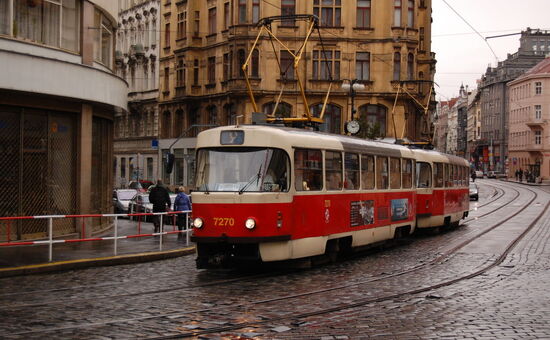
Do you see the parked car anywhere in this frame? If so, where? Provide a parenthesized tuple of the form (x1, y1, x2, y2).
(487, 171, 496, 178)
(469, 183, 479, 201)
(474, 170, 484, 178)
(113, 189, 138, 214)
(128, 180, 154, 192)
(128, 193, 153, 221)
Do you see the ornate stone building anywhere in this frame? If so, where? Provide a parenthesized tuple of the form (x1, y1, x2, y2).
(115, 0, 161, 188)
(158, 0, 435, 188)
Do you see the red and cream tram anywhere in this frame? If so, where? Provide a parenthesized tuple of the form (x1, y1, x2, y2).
(190, 125, 469, 268)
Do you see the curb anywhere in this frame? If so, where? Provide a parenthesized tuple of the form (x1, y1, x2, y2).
(0, 246, 196, 278)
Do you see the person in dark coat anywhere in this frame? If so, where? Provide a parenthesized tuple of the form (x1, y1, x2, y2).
(173, 186, 192, 239)
(149, 179, 171, 233)
(471, 170, 476, 182)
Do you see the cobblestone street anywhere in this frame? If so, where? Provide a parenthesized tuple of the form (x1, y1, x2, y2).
(0, 181, 549, 339)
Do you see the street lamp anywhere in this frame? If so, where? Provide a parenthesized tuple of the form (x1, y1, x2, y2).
(341, 79, 365, 135)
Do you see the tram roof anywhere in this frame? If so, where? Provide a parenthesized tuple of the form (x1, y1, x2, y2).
(198, 124, 468, 165)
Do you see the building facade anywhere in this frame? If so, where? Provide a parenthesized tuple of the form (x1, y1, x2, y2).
(466, 89, 481, 168)
(508, 57, 550, 182)
(456, 84, 469, 157)
(478, 28, 550, 174)
(157, 0, 436, 188)
(0, 0, 127, 240)
(114, 0, 161, 188)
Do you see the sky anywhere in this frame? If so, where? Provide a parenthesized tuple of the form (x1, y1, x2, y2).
(432, 0, 550, 101)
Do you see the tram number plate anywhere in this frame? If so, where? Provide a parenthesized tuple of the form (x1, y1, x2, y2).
(213, 217, 235, 227)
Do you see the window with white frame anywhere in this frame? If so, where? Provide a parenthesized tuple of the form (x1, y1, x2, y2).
(535, 82, 542, 95)
(94, 9, 114, 68)
(535, 105, 542, 119)
(3, 0, 80, 52)
(535, 130, 542, 145)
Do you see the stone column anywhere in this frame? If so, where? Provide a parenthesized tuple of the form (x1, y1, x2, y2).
(78, 104, 93, 238)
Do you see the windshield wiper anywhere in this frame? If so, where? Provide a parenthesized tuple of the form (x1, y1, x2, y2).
(239, 165, 262, 194)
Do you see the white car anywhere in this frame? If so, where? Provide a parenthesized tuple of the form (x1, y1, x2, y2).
(113, 189, 138, 214)
(474, 170, 483, 178)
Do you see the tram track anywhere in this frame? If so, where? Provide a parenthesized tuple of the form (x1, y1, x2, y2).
(144, 184, 550, 339)
(4, 183, 548, 339)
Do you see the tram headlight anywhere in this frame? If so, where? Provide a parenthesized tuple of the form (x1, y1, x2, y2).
(193, 217, 204, 229)
(245, 218, 256, 230)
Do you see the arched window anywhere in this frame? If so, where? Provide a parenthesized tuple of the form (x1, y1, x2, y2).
(407, 53, 414, 80)
(251, 49, 260, 77)
(393, 52, 401, 81)
(310, 103, 341, 134)
(358, 104, 387, 137)
(263, 102, 292, 118)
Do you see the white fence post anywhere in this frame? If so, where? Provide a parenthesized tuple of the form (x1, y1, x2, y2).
(186, 211, 190, 245)
(159, 214, 163, 251)
(114, 216, 118, 256)
(48, 217, 53, 262)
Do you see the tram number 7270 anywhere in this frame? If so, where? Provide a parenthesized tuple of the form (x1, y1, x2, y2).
(213, 217, 235, 227)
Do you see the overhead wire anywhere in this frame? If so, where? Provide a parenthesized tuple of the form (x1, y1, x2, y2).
(440, 0, 499, 63)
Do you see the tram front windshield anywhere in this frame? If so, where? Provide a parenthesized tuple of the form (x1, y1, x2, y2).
(195, 147, 290, 192)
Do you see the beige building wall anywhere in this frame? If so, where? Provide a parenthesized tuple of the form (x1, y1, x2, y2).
(508, 74, 550, 180)
(159, 0, 434, 138)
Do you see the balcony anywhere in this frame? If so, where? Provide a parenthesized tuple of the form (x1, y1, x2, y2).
(525, 142, 544, 153)
(525, 116, 546, 129)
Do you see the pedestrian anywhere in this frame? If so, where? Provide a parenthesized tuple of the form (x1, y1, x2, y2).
(173, 186, 192, 239)
(148, 179, 171, 233)
(519, 168, 524, 182)
(471, 170, 476, 182)
(515, 169, 519, 181)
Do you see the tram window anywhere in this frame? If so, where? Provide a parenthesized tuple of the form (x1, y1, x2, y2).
(402, 159, 413, 188)
(453, 165, 458, 186)
(361, 155, 375, 189)
(344, 153, 359, 190)
(390, 158, 401, 189)
(444, 164, 451, 187)
(434, 163, 444, 188)
(294, 149, 323, 191)
(326, 151, 343, 191)
(416, 162, 432, 188)
(376, 156, 389, 189)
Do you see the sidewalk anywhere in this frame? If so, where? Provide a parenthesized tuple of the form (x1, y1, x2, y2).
(499, 177, 550, 186)
(0, 217, 195, 277)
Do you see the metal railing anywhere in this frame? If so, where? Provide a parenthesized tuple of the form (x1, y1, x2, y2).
(0, 210, 192, 263)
